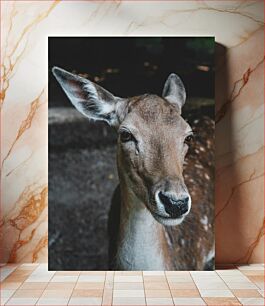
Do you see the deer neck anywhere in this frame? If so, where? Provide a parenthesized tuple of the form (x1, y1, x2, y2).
(116, 183, 171, 270)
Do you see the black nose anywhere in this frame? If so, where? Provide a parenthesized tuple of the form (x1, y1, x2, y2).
(158, 192, 189, 218)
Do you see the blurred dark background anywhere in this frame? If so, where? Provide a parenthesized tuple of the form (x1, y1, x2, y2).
(48, 37, 214, 270)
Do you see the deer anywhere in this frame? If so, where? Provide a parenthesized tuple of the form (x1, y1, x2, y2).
(52, 67, 214, 271)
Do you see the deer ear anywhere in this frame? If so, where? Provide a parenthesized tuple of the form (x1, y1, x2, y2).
(162, 73, 186, 114)
(52, 67, 120, 126)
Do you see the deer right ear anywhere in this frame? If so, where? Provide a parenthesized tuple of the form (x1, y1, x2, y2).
(52, 67, 120, 126)
(162, 73, 186, 114)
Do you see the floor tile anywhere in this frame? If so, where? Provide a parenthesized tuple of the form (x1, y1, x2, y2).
(232, 289, 262, 297)
(112, 296, 146, 305)
(36, 298, 69, 305)
(6, 297, 38, 305)
(143, 271, 165, 276)
(258, 290, 265, 297)
(146, 297, 174, 305)
(19, 282, 48, 290)
(168, 282, 197, 289)
(78, 275, 105, 282)
(80, 271, 106, 275)
(226, 282, 258, 289)
(71, 289, 103, 297)
(114, 282, 144, 290)
(45, 282, 76, 290)
(241, 270, 264, 276)
(74, 282, 104, 290)
(40, 289, 72, 298)
(199, 289, 234, 297)
(114, 275, 143, 282)
(173, 297, 206, 305)
(68, 297, 102, 305)
(50, 275, 78, 282)
(0, 289, 15, 298)
(170, 289, 200, 297)
(144, 282, 169, 290)
(144, 276, 167, 282)
(12, 289, 43, 298)
(55, 271, 80, 276)
(113, 289, 145, 297)
(203, 297, 241, 305)
(115, 271, 142, 276)
(0, 282, 22, 290)
(102, 289, 112, 306)
(237, 264, 264, 270)
(238, 297, 265, 305)
(145, 290, 172, 298)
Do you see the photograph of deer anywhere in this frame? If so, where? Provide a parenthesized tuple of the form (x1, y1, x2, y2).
(48, 37, 214, 271)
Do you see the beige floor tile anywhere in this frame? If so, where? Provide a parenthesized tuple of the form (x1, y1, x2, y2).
(37, 298, 69, 305)
(146, 297, 174, 305)
(55, 271, 80, 276)
(74, 282, 104, 290)
(78, 275, 105, 282)
(80, 271, 106, 275)
(6, 297, 38, 305)
(173, 297, 206, 305)
(232, 289, 262, 298)
(170, 289, 200, 297)
(113, 289, 145, 297)
(144, 276, 167, 282)
(226, 282, 258, 289)
(102, 289, 112, 306)
(0, 282, 22, 290)
(247, 275, 264, 282)
(145, 290, 171, 298)
(71, 289, 103, 297)
(115, 271, 142, 276)
(237, 264, 264, 270)
(203, 297, 241, 305)
(199, 289, 234, 297)
(241, 270, 264, 276)
(68, 297, 102, 305)
(50, 275, 78, 282)
(45, 282, 76, 290)
(19, 282, 48, 290)
(167, 276, 193, 283)
(1, 297, 10, 305)
(114, 282, 144, 290)
(112, 296, 146, 305)
(165, 271, 190, 276)
(238, 297, 265, 305)
(169, 282, 197, 289)
(12, 289, 43, 298)
(216, 269, 244, 276)
(220, 275, 251, 282)
(114, 275, 143, 283)
(144, 282, 169, 290)
(1, 289, 15, 297)
(40, 289, 72, 298)
(255, 282, 264, 290)
(195, 281, 228, 290)
(258, 289, 264, 297)
(143, 271, 165, 276)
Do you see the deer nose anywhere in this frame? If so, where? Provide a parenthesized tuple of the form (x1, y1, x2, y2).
(158, 191, 189, 218)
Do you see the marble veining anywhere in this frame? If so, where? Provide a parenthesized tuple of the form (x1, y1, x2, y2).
(0, 0, 264, 263)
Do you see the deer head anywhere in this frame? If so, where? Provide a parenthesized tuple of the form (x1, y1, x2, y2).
(52, 67, 193, 226)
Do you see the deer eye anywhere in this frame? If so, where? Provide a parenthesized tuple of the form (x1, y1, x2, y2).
(120, 130, 134, 143)
(184, 134, 193, 145)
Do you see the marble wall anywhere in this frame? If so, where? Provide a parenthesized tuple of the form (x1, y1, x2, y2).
(0, 1, 264, 263)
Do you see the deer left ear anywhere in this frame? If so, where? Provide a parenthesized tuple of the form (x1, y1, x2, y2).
(162, 73, 186, 114)
(52, 66, 120, 126)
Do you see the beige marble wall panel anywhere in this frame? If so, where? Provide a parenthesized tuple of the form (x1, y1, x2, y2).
(0, 1, 264, 263)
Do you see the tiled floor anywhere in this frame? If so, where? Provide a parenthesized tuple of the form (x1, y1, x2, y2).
(0, 264, 264, 305)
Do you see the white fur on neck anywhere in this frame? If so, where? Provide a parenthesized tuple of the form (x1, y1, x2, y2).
(117, 197, 167, 271)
